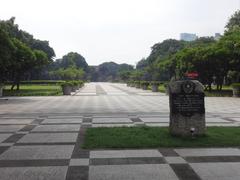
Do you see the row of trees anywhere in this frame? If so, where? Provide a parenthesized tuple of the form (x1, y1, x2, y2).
(126, 10, 240, 91)
(0, 17, 55, 89)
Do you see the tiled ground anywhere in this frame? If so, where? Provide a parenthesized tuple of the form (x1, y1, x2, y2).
(0, 116, 240, 180)
(1, 83, 240, 115)
(0, 83, 240, 179)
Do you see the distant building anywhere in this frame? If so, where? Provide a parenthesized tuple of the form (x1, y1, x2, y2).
(180, 33, 198, 41)
(214, 33, 221, 41)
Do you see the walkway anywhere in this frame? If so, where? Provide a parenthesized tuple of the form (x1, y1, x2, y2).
(0, 82, 240, 180)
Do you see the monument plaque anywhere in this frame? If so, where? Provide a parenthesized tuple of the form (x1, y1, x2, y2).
(169, 80, 206, 136)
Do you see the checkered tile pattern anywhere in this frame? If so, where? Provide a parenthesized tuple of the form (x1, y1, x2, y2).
(1, 83, 240, 179)
(0, 115, 240, 180)
(1, 83, 240, 115)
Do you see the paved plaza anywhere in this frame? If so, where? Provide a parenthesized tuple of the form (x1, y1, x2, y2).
(0, 82, 240, 180)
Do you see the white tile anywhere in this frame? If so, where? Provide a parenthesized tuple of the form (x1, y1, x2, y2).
(70, 159, 89, 166)
(175, 148, 240, 157)
(90, 150, 162, 158)
(89, 164, 178, 180)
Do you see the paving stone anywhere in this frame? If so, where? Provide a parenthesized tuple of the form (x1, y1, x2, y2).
(31, 125, 81, 132)
(0, 166, 67, 180)
(0, 134, 12, 143)
(41, 118, 83, 124)
(190, 162, 240, 180)
(76, 93, 96, 96)
(158, 149, 179, 157)
(140, 117, 169, 123)
(0, 145, 74, 160)
(185, 156, 240, 163)
(66, 166, 89, 180)
(0, 143, 14, 147)
(0, 125, 25, 133)
(229, 117, 240, 122)
(47, 116, 83, 119)
(0, 147, 10, 155)
(175, 148, 240, 157)
(170, 164, 201, 180)
(92, 123, 134, 127)
(165, 157, 187, 164)
(92, 118, 132, 123)
(19, 125, 37, 131)
(206, 118, 231, 123)
(18, 133, 78, 143)
(0, 159, 69, 167)
(145, 123, 169, 127)
(15, 131, 29, 134)
(90, 150, 162, 159)
(89, 164, 179, 180)
(206, 123, 238, 127)
(0, 119, 34, 124)
(70, 158, 89, 166)
(3, 134, 25, 143)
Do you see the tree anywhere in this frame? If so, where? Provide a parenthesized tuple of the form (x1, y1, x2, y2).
(0, 17, 55, 85)
(52, 67, 85, 80)
(10, 38, 36, 90)
(0, 28, 15, 83)
(60, 52, 88, 70)
(226, 10, 240, 31)
(136, 58, 148, 70)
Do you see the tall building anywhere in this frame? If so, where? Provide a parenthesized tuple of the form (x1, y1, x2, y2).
(214, 33, 221, 41)
(180, 33, 198, 41)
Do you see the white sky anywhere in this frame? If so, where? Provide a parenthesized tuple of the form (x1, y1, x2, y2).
(0, 0, 239, 65)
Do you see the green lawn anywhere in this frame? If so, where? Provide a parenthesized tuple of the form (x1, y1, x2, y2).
(157, 85, 233, 97)
(83, 127, 240, 149)
(3, 84, 63, 96)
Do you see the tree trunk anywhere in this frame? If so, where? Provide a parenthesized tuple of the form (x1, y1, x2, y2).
(11, 83, 15, 90)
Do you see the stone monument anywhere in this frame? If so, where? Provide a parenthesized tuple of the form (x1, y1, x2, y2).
(169, 80, 206, 136)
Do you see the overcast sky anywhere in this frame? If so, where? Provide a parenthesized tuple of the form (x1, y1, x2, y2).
(0, 0, 239, 65)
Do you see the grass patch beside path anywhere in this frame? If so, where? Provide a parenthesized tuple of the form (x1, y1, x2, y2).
(83, 127, 240, 149)
(3, 85, 62, 96)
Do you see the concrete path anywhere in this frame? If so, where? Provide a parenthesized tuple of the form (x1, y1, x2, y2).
(0, 82, 240, 180)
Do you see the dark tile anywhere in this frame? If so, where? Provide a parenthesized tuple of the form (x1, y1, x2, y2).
(130, 118, 142, 123)
(71, 128, 89, 159)
(0, 146, 10, 155)
(82, 118, 92, 123)
(31, 131, 79, 133)
(72, 150, 90, 159)
(170, 164, 201, 180)
(66, 166, 89, 180)
(90, 158, 109, 165)
(15, 142, 75, 146)
(31, 119, 45, 124)
(128, 157, 166, 164)
(108, 158, 129, 165)
(158, 148, 179, 157)
(0, 159, 69, 167)
(2, 134, 25, 143)
(185, 156, 240, 163)
(81, 124, 92, 128)
(90, 157, 166, 166)
(19, 125, 37, 132)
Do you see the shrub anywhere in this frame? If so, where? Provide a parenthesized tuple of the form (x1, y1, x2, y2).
(60, 81, 74, 88)
(140, 81, 150, 86)
(150, 81, 161, 86)
(231, 83, 240, 88)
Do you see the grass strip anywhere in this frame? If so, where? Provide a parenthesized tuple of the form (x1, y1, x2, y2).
(83, 127, 240, 149)
(3, 85, 62, 96)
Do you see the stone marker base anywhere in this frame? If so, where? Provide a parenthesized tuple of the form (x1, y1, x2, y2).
(170, 114, 206, 136)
